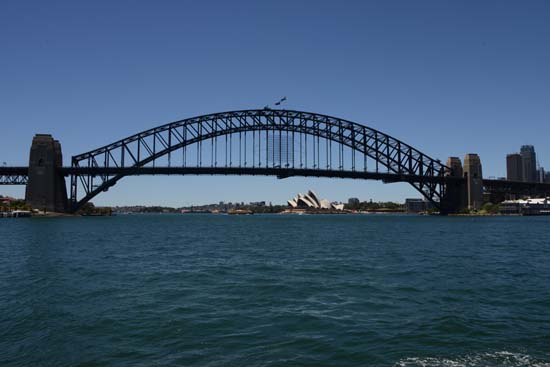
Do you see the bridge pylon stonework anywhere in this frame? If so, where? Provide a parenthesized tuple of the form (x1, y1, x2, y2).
(440, 155, 486, 213)
(25, 134, 68, 212)
(464, 154, 484, 210)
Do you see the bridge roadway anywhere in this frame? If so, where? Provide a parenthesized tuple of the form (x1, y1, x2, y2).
(0, 167, 29, 185)
(4, 165, 550, 194)
(1, 166, 447, 184)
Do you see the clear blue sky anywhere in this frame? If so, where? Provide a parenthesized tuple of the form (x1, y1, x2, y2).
(1, 0, 549, 206)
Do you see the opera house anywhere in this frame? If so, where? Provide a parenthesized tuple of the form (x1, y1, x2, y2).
(287, 190, 345, 211)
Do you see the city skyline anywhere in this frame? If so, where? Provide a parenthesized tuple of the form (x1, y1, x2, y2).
(506, 144, 549, 183)
(1, 1, 549, 206)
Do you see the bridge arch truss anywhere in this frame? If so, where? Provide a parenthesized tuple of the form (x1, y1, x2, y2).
(70, 109, 448, 212)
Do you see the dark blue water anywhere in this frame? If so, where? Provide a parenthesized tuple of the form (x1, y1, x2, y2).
(1, 214, 550, 366)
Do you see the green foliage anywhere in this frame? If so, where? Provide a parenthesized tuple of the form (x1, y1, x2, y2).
(480, 202, 500, 214)
(459, 207, 472, 214)
(77, 202, 112, 216)
(0, 199, 31, 212)
(426, 207, 439, 214)
(139, 206, 178, 213)
(242, 204, 287, 213)
(344, 200, 404, 212)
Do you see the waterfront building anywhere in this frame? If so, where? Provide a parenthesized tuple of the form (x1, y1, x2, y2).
(506, 153, 523, 181)
(539, 167, 546, 183)
(287, 190, 343, 210)
(520, 145, 537, 182)
(249, 201, 266, 207)
(405, 199, 426, 213)
(545, 172, 550, 183)
(0, 210, 32, 218)
(500, 197, 550, 215)
(404, 198, 434, 213)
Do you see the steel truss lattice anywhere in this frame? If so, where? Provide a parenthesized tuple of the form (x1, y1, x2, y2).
(70, 109, 449, 212)
(0, 174, 28, 185)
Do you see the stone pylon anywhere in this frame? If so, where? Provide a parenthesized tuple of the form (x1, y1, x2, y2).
(463, 153, 483, 210)
(25, 134, 68, 212)
(441, 156, 467, 214)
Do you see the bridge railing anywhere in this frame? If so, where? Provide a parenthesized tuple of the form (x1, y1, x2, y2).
(0, 167, 28, 185)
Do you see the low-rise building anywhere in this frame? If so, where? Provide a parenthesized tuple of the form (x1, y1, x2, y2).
(500, 198, 550, 215)
(405, 199, 425, 213)
(404, 198, 433, 213)
(249, 201, 266, 207)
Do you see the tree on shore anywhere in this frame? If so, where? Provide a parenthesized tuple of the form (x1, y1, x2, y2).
(0, 199, 31, 212)
(77, 202, 112, 216)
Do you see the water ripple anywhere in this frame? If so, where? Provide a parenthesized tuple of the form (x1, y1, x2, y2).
(1, 215, 550, 366)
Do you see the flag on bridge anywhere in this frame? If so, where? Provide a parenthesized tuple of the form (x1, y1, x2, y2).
(274, 96, 287, 106)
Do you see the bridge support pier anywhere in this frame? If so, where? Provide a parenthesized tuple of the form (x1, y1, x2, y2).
(464, 154, 484, 211)
(440, 156, 467, 214)
(441, 155, 484, 213)
(441, 178, 466, 214)
(25, 134, 68, 212)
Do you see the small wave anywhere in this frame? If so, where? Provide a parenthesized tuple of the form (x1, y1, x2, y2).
(395, 351, 550, 367)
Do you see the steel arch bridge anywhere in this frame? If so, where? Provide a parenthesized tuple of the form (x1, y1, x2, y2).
(69, 109, 449, 212)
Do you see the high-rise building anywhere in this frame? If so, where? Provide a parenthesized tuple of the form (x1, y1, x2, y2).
(347, 197, 360, 207)
(545, 172, 550, 183)
(520, 145, 537, 182)
(539, 167, 545, 183)
(506, 153, 522, 181)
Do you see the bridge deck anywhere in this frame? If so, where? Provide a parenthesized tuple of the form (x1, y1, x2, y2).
(0, 167, 29, 185)
(3, 166, 550, 195)
(61, 166, 448, 184)
(2, 166, 450, 186)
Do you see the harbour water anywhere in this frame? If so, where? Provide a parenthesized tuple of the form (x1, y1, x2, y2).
(1, 214, 549, 366)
